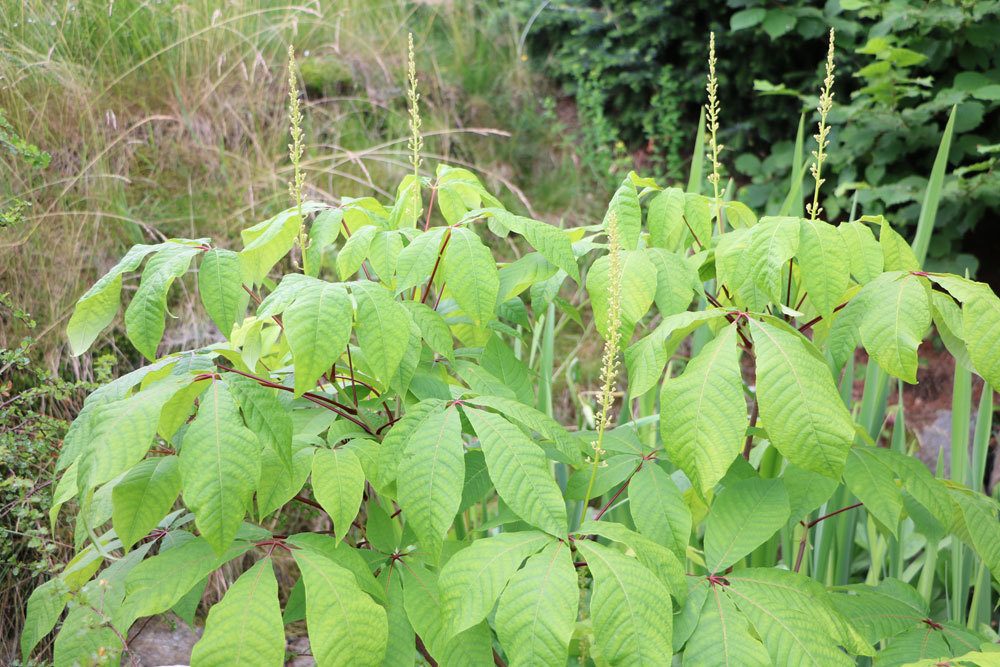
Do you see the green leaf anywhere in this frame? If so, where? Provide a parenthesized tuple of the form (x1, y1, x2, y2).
(838, 221, 883, 284)
(661, 324, 747, 495)
(395, 227, 446, 294)
(375, 399, 446, 490)
(481, 333, 534, 405)
(180, 381, 261, 554)
(520, 218, 580, 283)
(257, 441, 314, 519)
(112, 456, 181, 550)
(647, 187, 687, 251)
(228, 375, 293, 472)
(20, 579, 70, 659)
(829, 579, 927, 645)
(751, 319, 855, 478)
(604, 176, 642, 250)
(284, 279, 352, 396)
(646, 248, 699, 317)
(240, 205, 320, 285)
(124, 244, 200, 360)
(878, 218, 920, 272)
(380, 570, 415, 666)
(401, 301, 454, 361)
(305, 208, 343, 276)
(439, 531, 551, 636)
(577, 520, 686, 600)
(857, 273, 930, 383)
(467, 395, 582, 465)
(725, 568, 855, 666)
(198, 248, 245, 338)
(465, 407, 568, 537)
(495, 541, 578, 667)
(290, 537, 388, 666)
(626, 309, 730, 397)
(731, 7, 766, 30)
(312, 447, 365, 545)
(717, 218, 799, 311)
(963, 291, 1000, 390)
(797, 219, 849, 319)
(684, 194, 713, 247)
(396, 404, 465, 558)
(189, 557, 284, 666)
(388, 174, 422, 229)
(704, 477, 790, 572)
(352, 282, 411, 386)
(588, 249, 656, 339)
(575, 540, 673, 665)
(684, 582, 770, 666)
(628, 464, 692, 557)
(67, 243, 164, 355)
(444, 227, 499, 328)
(337, 224, 378, 280)
(844, 447, 904, 536)
(368, 230, 404, 284)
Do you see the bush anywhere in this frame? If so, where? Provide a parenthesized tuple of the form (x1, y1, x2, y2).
(19, 40, 1000, 665)
(519, 0, 1000, 270)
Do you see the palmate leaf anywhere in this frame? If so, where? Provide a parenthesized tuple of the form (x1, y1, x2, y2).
(857, 272, 931, 383)
(198, 247, 245, 338)
(575, 540, 672, 666)
(660, 323, 746, 495)
(750, 318, 855, 478)
(724, 568, 857, 666)
(125, 244, 201, 360)
(283, 278, 352, 396)
(111, 455, 181, 550)
(704, 477, 790, 572)
(627, 464, 692, 557)
(464, 407, 568, 537)
(289, 535, 388, 667)
(438, 531, 552, 636)
(683, 580, 770, 667)
(444, 226, 499, 328)
(396, 403, 465, 558)
(189, 557, 284, 667)
(352, 282, 411, 386)
(797, 218, 850, 319)
(311, 447, 365, 546)
(179, 380, 260, 554)
(495, 541, 578, 667)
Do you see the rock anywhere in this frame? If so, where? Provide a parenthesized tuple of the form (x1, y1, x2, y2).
(126, 615, 201, 667)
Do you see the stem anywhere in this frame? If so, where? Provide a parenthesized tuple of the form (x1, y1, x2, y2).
(594, 457, 649, 521)
(741, 402, 759, 460)
(797, 302, 847, 334)
(421, 228, 452, 304)
(794, 502, 863, 573)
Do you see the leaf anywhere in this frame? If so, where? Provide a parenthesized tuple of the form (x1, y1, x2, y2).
(198, 248, 245, 338)
(838, 221, 883, 284)
(352, 282, 411, 386)
(380, 570, 415, 666)
(844, 447, 904, 536)
(375, 399, 446, 490)
(189, 558, 284, 666)
(368, 230, 404, 284)
(829, 579, 927, 645)
(963, 291, 1000, 390)
(240, 206, 319, 285)
(797, 219, 849, 319)
(396, 404, 465, 558)
(395, 227, 445, 294)
(575, 540, 673, 665)
(112, 455, 182, 550)
(179, 381, 261, 554)
(439, 531, 551, 636)
(647, 187, 687, 251)
(604, 176, 642, 250)
(124, 244, 200, 360)
(684, 583, 770, 666)
(751, 319, 855, 478)
(660, 324, 747, 495)
(337, 224, 378, 280)
(290, 538, 388, 666)
(401, 301, 454, 361)
(577, 520, 686, 601)
(465, 407, 568, 537)
(67, 243, 164, 355)
(717, 218, 799, 311)
(228, 375, 293, 472)
(646, 248, 699, 317)
(626, 309, 730, 397)
(312, 447, 365, 545)
(481, 333, 534, 405)
(628, 464, 692, 557)
(684, 194, 713, 248)
(305, 208, 343, 276)
(857, 272, 930, 383)
(495, 541, 578, 667)
(725, 568, 855, 666)
(388, 174, 422, 229)
(520, 218, 580, 283)
(878, 219, 920, 272)
(20, 579, 70, 659)
(588, 249, 657, 339)
(467, 395, 582, 465)
(284, 279, 352, 396)
(704, 477, 790, 572)
(444, 227, 499, 328)
(257, 441, 314, 519)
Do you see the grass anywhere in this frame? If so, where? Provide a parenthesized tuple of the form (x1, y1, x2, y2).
(0, 0, 602, 370)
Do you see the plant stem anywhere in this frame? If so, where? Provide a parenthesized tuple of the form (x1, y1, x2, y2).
(794, 502, 863, 573)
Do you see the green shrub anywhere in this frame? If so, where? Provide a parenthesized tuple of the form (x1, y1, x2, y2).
(20, 38, 1000, 666)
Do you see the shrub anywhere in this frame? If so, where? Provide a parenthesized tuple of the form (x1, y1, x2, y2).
(21, 32, 1000, 667)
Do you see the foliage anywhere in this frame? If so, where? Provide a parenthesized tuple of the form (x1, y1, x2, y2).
(519, 0, 1000, 269)
(22, 35, 1000, 662)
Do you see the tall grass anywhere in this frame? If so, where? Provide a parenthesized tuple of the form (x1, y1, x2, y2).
(0, 0, 595, 370)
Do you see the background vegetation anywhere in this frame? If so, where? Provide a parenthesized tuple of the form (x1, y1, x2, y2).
(1, 0, 998, 663)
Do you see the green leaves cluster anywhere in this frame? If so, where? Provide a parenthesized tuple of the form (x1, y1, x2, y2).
(28, 156, 1000, 666)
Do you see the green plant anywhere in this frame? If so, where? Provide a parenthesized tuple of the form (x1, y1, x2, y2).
(22, 34, 1000, 667)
